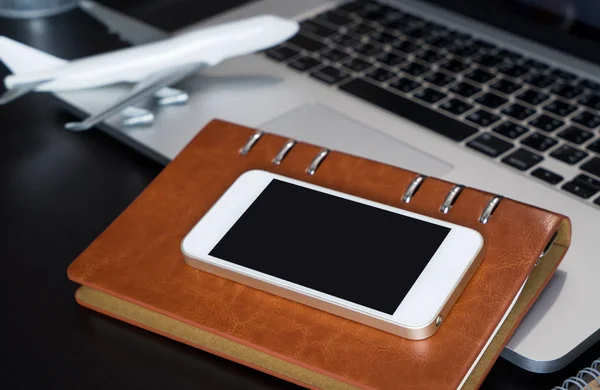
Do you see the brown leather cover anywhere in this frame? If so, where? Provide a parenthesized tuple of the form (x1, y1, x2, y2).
(68, 120, 571, 389)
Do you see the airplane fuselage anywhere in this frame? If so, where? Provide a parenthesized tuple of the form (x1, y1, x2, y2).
(4, 15, 298, 92)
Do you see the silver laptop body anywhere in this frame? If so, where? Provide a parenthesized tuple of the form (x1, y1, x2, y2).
(58, 0, 600, 373)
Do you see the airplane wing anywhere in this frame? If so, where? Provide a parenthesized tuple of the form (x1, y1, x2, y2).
(79, 1, 168, 45)
(64, 62, 208, 131)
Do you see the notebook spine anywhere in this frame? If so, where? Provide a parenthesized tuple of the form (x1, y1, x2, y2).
(553, 358, 600, 390)
(239, 131, 504, 223)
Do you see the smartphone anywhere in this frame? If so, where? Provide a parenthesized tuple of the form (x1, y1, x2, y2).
(182, 170, 483, 339)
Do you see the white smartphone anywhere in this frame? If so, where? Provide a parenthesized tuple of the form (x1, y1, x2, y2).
(182, 170, 483, 339)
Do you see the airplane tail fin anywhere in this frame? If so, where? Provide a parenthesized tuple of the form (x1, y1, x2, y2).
(0, 36, 66, 74)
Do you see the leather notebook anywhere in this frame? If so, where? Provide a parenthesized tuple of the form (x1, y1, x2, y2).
(68, 120, 571, 389)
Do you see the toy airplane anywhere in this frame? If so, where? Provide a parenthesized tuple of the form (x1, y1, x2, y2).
(0, 15, 299, 131)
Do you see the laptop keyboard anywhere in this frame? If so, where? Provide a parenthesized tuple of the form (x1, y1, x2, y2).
(263, 0, 600, 206)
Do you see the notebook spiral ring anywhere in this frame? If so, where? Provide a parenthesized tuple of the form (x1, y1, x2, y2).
(272, 139, 296, 166)
(553, 358, 600, 390)
(479, 196, 503, 224)
(306, 149, 329, 175)
(402, 175, 426, 203)
(240, 131, 263, 155)
(440, 185, 465, 214)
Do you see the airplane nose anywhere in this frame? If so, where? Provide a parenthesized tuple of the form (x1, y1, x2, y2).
(262, 15, 300, 40)
(280, 18, 300, 38)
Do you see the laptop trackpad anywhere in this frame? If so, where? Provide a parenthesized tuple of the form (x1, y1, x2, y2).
(260, 104, 453, 177)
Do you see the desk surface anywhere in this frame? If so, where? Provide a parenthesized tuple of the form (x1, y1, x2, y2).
(0, 2, 597, 389)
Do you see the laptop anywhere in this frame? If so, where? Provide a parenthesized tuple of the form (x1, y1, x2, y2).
(57, 0, 600, 373)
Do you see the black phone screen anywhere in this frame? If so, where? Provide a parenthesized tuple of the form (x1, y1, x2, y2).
(210, 179, 450, 314)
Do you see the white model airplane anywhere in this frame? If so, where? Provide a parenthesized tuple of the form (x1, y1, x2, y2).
(0, 15, 298, 131)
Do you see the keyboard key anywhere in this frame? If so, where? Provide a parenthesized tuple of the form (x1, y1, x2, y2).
(473, 39, 496, 50)
(550, 144, 588, 164)
(550, 68, 577, 81)
(422, 20, 446, 31)
(523, 58, 550, 70)
(471, 53, 503, 68)
(467, 133, 513, 157)
(414, 87, 446, 104)
(366, 67, 396, 83)
(465, 109, 501, 127)
(426, 35, 455, 49)
(448, 45, 479, 58)
(380, 8, 406, 22)
(300, 20, 337, 38)
(490, 79, 522, 95)
(416, 50, 445, 64)
(497, 49, 523, 61)
(288, 56, 321, 71)
(475, 92, 508, 109)
(392, 39, 420, 54)
(521, 132, 558, 151)
(464, 69, 495, 84)
(501, 103, 535, 120)
(354, 43, 380, 57)
(316, 11, 353, 27)
(310, 66, 350, 84)
(386, 13, 422, 27)
(404, 26, 431, 40)
(562, 174, 600, 198)
(447, 31, 472, 42)
(574, 173, 600, 192)
(439, 98, 473, 115)
(493, 121, 529, 139)
(588, 139, 600, 154)
(343, 57, 372, 72)
(288, 34, 326, 52)
(425, 72, 455, 87)
(354, 3, 386, 20)
(529, 114, 564, 132)
(389, 77, 421, 93)
(595, 196, 600, 206)
(376, 51, 406, 67)
(265, 46, 298, 62)
(517, 89, 550, 105)
(450, 82, 481, 98)
(502, 148, 543, 170)
(579, 79, 600, 92)
(330, 33, 361, 47)
(338, 1, 367, 13)
(383, 19, 411, 32)
(572, 111, 600, 129)
(498, 64, 530, 78)
(320, 48, 349, 62)
(383, 9, 410, 23)
(550, 83, 584, 99)
(350, 22, 375, 35)
(562, 182, 596, 198)
(370, 31, 397, 44)
(439, 59, 470, 74)
(531, 168, 563, 185)
(581, 157, 600, 178)
(543, 100, 578, 117)
(557, 126, 594, 144)
(401, 62, 430, 77)
(339, 78, 478, 141)
(578, 94, 600, 111)
(524, 73, 556, 88)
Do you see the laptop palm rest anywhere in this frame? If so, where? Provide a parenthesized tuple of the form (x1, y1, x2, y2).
(260, 103, 453, 177)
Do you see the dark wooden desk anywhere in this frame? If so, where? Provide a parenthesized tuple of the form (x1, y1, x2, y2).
(0, 2, 597, 389)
